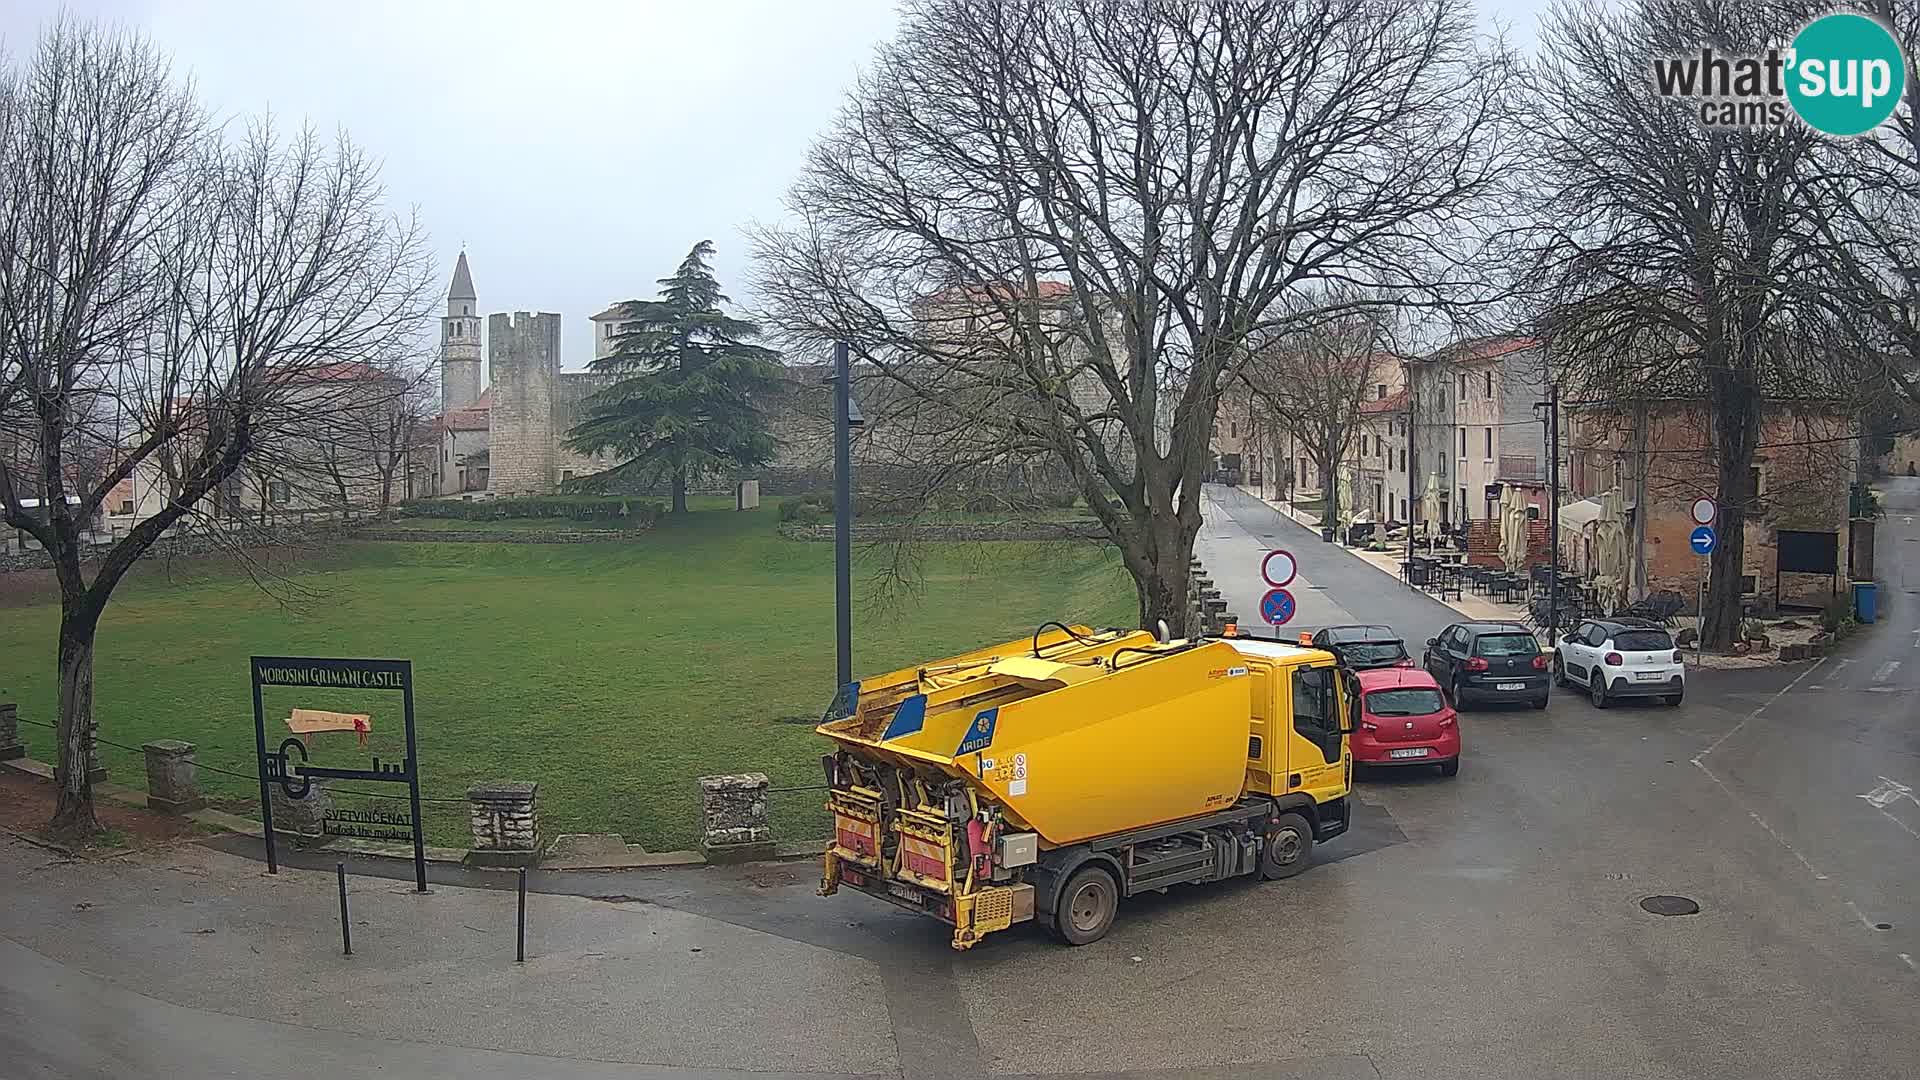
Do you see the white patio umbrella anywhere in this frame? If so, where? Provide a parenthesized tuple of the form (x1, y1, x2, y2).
(1499, 487, 1530, 574)
(1590, 486, 1629, 614)
(1420, 474, 1442, 549)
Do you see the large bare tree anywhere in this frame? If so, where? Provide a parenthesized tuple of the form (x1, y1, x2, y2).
(1518, 0, 1838, 649)
(0, 20, 433, 840)
(1242, 305, 1394, 533)
(753, 0, 1515, 627)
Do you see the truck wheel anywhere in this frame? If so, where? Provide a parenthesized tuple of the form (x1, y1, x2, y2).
(1054, 866, 1118, 945)
(1260, 812, 1315, 880)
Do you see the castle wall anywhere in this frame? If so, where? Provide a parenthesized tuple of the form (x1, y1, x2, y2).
(488, 312, 562, 496)
(554, 372, 616, 486)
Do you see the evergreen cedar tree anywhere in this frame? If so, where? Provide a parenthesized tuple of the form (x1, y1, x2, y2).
(566, 241, 781, 513)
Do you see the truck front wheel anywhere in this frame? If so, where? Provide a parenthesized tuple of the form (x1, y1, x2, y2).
(1261, 813, 1315, 880)
(1054, 866, 1119, 945)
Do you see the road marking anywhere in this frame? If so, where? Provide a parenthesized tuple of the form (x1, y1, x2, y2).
(1875, 661, 1901, 683)
(1847, 901, 1879, 931)
(1902, 953, 1918, 973)
(1692, 657, 1830, 879)
(1857, 778, 1920, 840)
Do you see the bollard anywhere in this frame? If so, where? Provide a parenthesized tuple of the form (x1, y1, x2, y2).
(142, 740, 204, 814)
(516, 867, 527, 962)
(336, 862, 352, 956)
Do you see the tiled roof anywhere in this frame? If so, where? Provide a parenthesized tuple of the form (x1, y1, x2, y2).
(1426, 335, 1539, 364)
(442, 387, 494, 432)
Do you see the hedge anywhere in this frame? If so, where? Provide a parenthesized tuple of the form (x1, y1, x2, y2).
(398, 496, 663, 527)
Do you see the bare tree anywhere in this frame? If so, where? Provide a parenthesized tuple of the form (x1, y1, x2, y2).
(1518, 0, 1838, 649)
(1242, 303, 1393, 533)
(0, 20, 434, 840)
(754, 0, 1515, 627)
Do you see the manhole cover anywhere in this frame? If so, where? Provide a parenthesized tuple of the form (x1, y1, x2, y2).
(1640, 895, 1701, 916)
(1876, 922, 1894, 931)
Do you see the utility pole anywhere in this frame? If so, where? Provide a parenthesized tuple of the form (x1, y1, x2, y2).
(1406, 361, 1416, 573)
(832, 340, 853, 696)
(1546, 381, 1561, 647)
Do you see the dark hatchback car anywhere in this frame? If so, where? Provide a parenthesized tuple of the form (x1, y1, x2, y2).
(1422, 621, 1550, 709)
(1310, 624, 1414, 670)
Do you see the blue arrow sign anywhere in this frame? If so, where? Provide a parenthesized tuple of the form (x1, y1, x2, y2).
(1260, 587, 1297, 626)
(1689, 525, 1717, 555)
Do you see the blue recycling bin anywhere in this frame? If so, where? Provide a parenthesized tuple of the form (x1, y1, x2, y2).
(1853, 581, 1878, 624)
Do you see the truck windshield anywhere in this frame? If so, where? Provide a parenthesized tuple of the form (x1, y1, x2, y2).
(1366, 688, 1446, 716)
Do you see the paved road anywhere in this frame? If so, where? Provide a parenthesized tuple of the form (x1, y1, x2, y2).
(4, 486, 1917, 1079)
(1693, 476, 1920, 975)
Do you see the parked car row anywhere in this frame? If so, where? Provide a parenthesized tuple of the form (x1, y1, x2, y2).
(1303, 617, 1688, 782)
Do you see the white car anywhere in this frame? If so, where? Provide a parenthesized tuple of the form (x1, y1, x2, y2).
(1553, 620, 1685, 707)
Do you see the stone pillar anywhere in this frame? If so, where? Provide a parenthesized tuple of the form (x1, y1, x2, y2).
(142, 740, 204, 814)
(698, 773, 774, 863)
(466, 781, 540, 866)
(0, 703, 23, 761)
(269, 779, 330, 844)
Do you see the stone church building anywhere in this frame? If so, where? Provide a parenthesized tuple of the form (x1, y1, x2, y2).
(431, 254, 614, 497)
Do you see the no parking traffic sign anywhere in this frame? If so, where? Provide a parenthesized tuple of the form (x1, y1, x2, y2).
(1260, 587, 1297, 626)
(1261, 549, 1297, 588)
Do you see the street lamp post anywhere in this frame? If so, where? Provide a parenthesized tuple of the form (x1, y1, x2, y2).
(829, 341, 867, 702)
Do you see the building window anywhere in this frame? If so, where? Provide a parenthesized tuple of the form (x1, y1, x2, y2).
(1749, 465, 1763, 507)
(117, 499, 133, 515)
(268, 481, 290, 504)
(1485, 371, 1493, 397)
(1458, 373, 1467, 398)
(1459, 487, 1468, 521)
(1401, 497, 1409, 519)
(1459, 428, 1467, 457)
(1484, 427, 1493, 458)
(1376, 383, 1387, 400)
(1230, 421, 1238, 438)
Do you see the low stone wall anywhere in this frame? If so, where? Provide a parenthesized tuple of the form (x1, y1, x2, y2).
(778, 520, 1107, 543)
(357, 527, 650, 544)
(1, 523, 348, 573)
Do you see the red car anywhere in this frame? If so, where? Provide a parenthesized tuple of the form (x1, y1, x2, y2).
(1351, 666, 1460, 777)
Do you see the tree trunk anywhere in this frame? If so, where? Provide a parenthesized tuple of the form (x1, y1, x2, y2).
(49, 609, 102, 842)
(1320, 434, 1341, 533)
(1130, 511, 1194, 633)
(670, 468, 688, 514)
(1703, 390, 1759, 649)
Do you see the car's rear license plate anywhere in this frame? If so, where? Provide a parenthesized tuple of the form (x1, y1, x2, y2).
(1634, 671, 1665, 680)
(1389, 747, 1430, 758)
(888, 882, 923, 905)
(1496, 681, 1525, 690)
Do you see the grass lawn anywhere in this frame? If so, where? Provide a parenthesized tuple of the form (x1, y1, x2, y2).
(0, 498, 1134, 850)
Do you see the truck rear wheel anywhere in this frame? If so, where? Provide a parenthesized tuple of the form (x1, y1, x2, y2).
(1054, 866, 1119, 945)
(1261, 813, 1315, 880)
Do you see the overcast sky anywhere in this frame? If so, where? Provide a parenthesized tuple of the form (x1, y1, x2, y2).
(1, 0, 1546, 374)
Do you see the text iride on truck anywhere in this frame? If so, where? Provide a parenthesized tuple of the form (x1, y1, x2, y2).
(816, 622, 1357, 948)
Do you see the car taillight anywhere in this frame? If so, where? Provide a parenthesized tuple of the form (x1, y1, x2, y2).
(1438, 714, 1455, 728)
(1605, 652, 1623, 666)
(1530, 654, 1548, 670)
(1360, 721, 1377, 732)
(1673, 650, 1683, 663)
(1465, 657, 1489, 671)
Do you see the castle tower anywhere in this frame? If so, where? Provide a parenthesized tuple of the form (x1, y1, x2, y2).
(488, 312, 563, 495)
(441, 252, 482, 411)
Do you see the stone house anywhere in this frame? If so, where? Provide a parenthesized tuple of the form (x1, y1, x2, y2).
(1565, 401, 1859, 611)
(1413, 336, 1549, 528)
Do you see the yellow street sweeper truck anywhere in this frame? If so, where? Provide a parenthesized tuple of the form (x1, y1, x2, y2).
(817, 623, 1356, 948)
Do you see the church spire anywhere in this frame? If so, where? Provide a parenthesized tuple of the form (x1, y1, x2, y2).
(448, 250, 477, 304)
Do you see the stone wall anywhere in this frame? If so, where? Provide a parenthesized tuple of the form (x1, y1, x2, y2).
(778, 520, 1107, 543)
(1, 523, 349, 573)
(357, 527, 652, 544)
(488, 312, 562, 496)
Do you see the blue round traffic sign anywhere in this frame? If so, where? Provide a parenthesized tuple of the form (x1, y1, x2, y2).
(1260, 587, 1297, 626)
(1689, 525, 1716, 555)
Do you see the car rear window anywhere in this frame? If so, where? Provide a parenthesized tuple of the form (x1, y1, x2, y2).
(1474, 632, 1539, 657)
(1613, 630, 1674, 651)
(1337, 641, 1408, 667)
(1366, 688, 1446, 716)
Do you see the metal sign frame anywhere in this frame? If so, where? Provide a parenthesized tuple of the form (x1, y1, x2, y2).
(251, 656, 425, 891)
